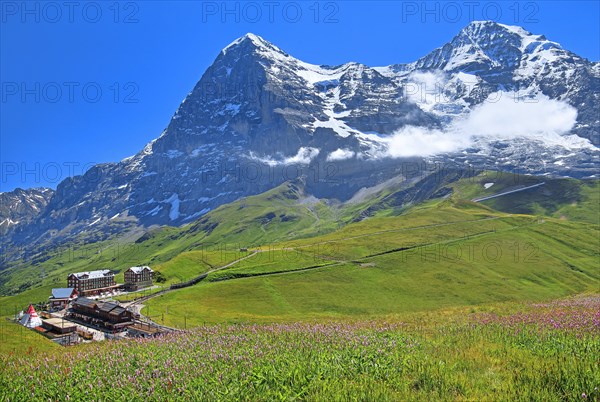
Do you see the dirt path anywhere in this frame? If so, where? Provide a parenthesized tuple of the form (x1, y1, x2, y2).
(472, 182, 545, 202)
(129, 215, 518, 306)
(210, 250, 259, 272)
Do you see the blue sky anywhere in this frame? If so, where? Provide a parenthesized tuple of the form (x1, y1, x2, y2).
(1, 0, 598, 191)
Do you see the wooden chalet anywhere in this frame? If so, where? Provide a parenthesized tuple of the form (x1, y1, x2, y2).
(70, 297, 134, 330)
(48, 288, 78, 310)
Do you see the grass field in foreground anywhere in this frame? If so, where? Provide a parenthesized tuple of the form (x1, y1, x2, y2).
(0, 175, 597, 400)
(0, 318, 59, 354)
(1, 296, 598, 401)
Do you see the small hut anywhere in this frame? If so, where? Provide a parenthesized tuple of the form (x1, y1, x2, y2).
(20, 304, 43, 328)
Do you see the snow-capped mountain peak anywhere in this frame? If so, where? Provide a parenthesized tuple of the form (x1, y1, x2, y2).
(3, 23, 598, 262)
(413, 20, 527, 73)
(417, 20, 580, 76)
(222, 32, 288, 59)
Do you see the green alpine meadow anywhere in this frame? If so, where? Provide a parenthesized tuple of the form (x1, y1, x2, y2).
(1, 172, 598, 400)
(2, 11, 600, 401)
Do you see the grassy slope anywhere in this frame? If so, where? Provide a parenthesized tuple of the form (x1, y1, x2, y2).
(0, 182, 341, 308)
(144, 203, 599, 326)
(2, 297, 598, 400)
(451, 172, 600, 224)
(0, 175, 457, 307)
(0, 318, 59, 354)
(1, 174, 598, 324)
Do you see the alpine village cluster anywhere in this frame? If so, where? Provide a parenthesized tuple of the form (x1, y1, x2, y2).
(15, 266, 172, 345)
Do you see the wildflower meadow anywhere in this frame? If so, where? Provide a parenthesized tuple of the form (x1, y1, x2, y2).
(1, 296, 598, 401)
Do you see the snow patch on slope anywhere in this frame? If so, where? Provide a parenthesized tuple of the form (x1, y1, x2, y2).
(165, 193, 181, 221)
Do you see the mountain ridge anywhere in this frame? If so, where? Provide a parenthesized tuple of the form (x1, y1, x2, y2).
(2, 21, 598, 263)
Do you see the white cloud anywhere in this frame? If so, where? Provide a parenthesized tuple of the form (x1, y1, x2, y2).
(284, 147, 320, 164)
(458, 92, 578, 139)
(327, 148, 356, 161)
(374, 91, 594, 158)
(379, 126, 470, 157)
(248, 147, 320, 166)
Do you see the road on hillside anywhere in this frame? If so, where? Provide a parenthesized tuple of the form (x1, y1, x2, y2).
(126, 214, 519, 317)
(472, 182, 545, 203)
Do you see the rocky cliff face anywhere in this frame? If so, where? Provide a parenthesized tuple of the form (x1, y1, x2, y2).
(0, 188, 53, 236)
(3, 22, 598, 261)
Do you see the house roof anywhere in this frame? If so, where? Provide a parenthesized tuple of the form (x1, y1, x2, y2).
(98, 303, 117, 313)
(26, 304, 38, 316)
(69, 269, 113, 279)
(51, 288, 75, 299)
(44, 318, 77, 329)
(109, 306, 127, 316)
(73, 297, 132, 317)
(20, 305, 42, 328)
(73, 297, 97, 308)
(128, 266, 153, 274)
